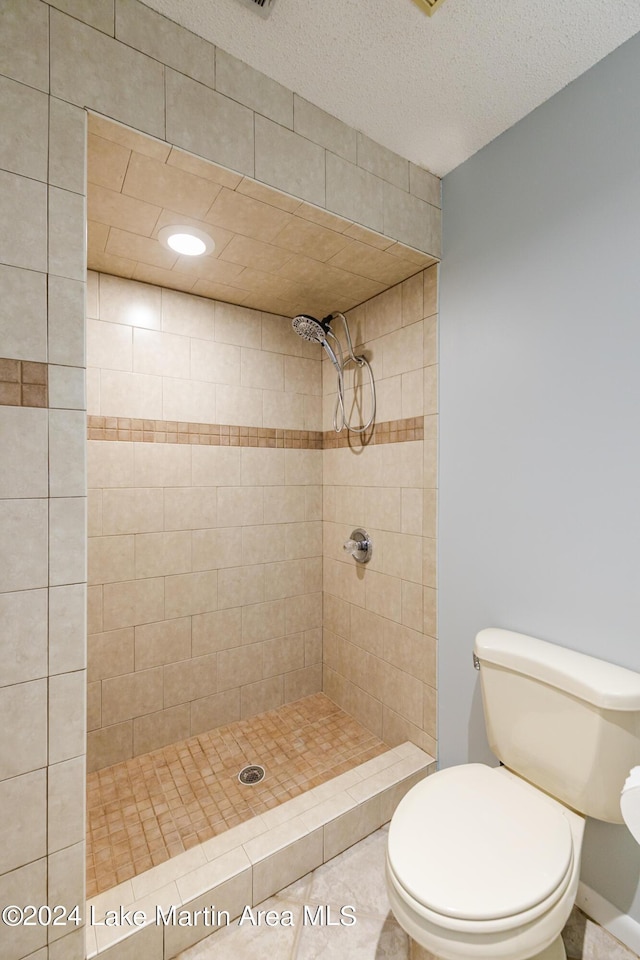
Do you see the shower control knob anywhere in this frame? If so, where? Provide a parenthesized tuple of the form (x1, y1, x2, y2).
(343, 528, 372, 564)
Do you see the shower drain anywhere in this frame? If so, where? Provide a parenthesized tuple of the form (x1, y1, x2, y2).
(238, 764, 266, 785)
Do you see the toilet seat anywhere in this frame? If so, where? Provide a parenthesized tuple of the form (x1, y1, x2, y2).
(387, 764, 575, 931)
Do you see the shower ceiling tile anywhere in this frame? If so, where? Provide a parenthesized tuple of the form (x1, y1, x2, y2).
(327, 241, 418, 286)
(173, 254, 245, 285)
(166, 145, 243, 188)
(122, 152, 222, 220)
(241, 292, 301, 317)
(343, 222, 394, 251)
(106, 228, 178, 270)
(87, 134, 131, 192)
(295, 201, 352, 233)
(90, 113, 171, 161)
(191, 278, 249, 305)
(91, 250, 137, 280)
(219, 235, 293, 273)
(88, 182, 162, 237)
(86, 115, 437, 318)
(204, 187, 293, 242)
(228, 268, 307, 302)
(131, 264, 197, 294)
(236, 176, 303, 213)
(88, 220, 109, 254)
(387, 241, 437, 269)
(270, 217, 351, 263)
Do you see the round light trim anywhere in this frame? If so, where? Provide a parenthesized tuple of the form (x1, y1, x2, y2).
(158, 224, 215, 257)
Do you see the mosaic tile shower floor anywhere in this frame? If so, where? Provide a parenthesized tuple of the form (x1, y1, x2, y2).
(86, 693, 388, 898)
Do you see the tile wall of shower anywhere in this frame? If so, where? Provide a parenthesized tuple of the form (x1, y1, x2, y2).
(323, 265, 438, 757)
(86, 261, 438, 772)
(86, 271, 324, 772)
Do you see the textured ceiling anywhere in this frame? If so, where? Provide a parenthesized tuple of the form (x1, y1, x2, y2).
(139, 0, 640, 176)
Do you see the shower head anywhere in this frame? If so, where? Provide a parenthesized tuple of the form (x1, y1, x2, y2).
(292, 314, 328, 344)
(293, 311, 375, 435)
(291, 314, 341, 373)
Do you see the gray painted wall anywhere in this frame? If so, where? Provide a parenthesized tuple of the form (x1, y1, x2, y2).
(439, 30, 640, 918)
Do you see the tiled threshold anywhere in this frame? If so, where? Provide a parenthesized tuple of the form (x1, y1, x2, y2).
(85, 741, 435, 960)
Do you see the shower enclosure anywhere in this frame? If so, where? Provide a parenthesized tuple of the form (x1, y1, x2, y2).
(84, 115, 439, 953)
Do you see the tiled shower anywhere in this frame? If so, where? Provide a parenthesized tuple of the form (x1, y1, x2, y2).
(82, 149, 440, 921)
(84, 249, 439, 905)
(86, 264, 438, 773)
(84, 114, 440, 795)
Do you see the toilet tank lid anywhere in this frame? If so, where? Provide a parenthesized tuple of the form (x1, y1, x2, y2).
(475, 628, 640, 711)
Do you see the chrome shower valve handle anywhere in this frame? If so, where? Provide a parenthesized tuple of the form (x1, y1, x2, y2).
(343, 528, 372, 564)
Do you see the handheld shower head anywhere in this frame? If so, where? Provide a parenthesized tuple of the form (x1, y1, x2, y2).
(292, 314, 327, 344)
(291, 310, 376, 434)
(291, 314, 341, 372)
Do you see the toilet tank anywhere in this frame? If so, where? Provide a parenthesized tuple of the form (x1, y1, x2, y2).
(475, 628, 640, 823)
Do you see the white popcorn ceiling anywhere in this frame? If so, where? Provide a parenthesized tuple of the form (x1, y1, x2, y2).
(139, 0, 640, 177)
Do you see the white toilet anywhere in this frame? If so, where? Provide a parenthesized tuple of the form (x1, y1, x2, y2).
(386, 628, 640, 960)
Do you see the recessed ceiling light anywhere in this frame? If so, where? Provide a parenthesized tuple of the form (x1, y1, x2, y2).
(158, 224, 215, 257)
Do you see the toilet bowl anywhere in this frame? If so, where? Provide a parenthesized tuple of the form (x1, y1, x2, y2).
(386, 764, 585, 960)
(384, 629, 640, 960)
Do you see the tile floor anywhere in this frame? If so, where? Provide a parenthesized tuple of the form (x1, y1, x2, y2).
(177, 825, 406, 960)
(174, 825, 639, 960)
(87, 694, 388, 897)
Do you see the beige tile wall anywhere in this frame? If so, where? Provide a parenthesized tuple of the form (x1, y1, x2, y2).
(0, 3, 439, 955)
(0, 4, 89, 959)
(322, 265, 438, 756)
(87, 272, 323, 770)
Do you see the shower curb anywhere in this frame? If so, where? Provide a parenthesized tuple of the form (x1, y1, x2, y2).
(85, 741, 435, 960)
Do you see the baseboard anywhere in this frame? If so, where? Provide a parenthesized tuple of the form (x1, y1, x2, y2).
(576, 882, 640, 956)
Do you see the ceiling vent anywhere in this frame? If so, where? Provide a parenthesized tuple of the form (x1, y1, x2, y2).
(237, 0, 276, 17)
(411, 0, 449, 15)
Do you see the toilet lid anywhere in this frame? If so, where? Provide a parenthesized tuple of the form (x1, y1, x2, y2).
(387, 764, 573, 922)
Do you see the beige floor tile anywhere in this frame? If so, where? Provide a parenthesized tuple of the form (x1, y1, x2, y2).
(296, 912, 408, 960)
(178, 898, 301, 959)
(308, 827, 391, 918)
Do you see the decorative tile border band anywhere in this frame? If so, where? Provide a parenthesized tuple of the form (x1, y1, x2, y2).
(88, 416, 324, 448)
(87, 415, 424, 449)
(323, 416, 424, 448)
(0, 358, 48, 408)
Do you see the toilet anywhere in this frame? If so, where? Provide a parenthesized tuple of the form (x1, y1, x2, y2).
(386, 628, 640, 960)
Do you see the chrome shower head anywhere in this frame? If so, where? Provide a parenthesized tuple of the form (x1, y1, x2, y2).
(292, 313, 341, 373)
(292, 314, 327, 344)
(293, 311, 375, 435)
